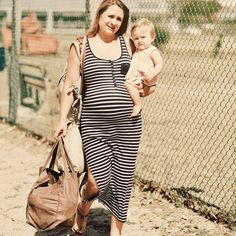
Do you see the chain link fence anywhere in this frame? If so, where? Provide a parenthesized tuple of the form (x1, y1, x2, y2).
(130, 0, 236, 228)
(0, 0, 235, 228)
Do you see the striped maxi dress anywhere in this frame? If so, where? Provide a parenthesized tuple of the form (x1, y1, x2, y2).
(80, 36, 142, 222)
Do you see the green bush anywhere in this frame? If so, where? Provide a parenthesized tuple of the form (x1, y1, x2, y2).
(53, 13, 86, 22)
(131, 15, 138, 23)
(178, 0, 222, 25)
(154, 27, 170, 48)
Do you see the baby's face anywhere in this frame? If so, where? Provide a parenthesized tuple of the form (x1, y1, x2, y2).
(131, 26, 153, 51)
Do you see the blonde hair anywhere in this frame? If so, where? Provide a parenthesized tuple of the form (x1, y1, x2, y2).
(131, 18, 156, 40)
(87, 0, 129, 37)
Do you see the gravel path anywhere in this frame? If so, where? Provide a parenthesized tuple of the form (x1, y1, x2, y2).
(0, 121, 233, 236)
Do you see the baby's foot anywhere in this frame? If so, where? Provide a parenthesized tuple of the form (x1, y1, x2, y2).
(131, 105, 142, 117)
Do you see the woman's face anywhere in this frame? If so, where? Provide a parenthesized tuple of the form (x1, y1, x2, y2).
(98, 5, 124, 36)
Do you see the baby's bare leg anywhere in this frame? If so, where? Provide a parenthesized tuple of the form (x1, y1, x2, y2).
(125, 81, 142, 117)
(140, 85, 156, 97)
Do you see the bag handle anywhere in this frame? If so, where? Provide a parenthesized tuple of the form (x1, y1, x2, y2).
(42, 140, 60, 170)
(41, 138, 77, 174)
(60, 138, 77, 174)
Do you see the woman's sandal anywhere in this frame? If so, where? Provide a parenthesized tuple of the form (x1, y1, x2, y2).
(72, 205, 89, 234)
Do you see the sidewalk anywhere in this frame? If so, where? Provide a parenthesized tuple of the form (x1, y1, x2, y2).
(0, 121, 233, 236)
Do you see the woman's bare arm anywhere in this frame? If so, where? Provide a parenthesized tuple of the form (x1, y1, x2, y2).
(59, 45, 81, 120)
(54, 45, 81, 138)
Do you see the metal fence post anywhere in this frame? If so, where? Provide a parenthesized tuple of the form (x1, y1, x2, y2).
(85, 0, 91, 30)
(8, 0, 21, 124)
(89, 0, 98, 26)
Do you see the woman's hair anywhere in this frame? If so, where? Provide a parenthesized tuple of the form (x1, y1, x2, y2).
(87, 0, 129, 37)
(131, 18, 156, 40)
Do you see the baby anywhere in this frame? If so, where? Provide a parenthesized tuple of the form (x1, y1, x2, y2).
(125, 18, 163, 117)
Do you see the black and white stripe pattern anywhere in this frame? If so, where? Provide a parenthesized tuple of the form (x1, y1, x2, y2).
(80, 36, 142, 222)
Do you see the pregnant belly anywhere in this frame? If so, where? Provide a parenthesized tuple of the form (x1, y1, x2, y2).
(82, 88, 133, 115)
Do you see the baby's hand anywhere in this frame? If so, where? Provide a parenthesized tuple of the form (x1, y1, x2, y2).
(138, 70, 154, 82)
(127, 70, 144, 84)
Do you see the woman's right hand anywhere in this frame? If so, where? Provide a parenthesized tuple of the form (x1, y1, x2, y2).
(53, 119, 68, 140)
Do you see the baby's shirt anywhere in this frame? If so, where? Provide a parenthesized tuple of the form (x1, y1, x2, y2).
(126, 45, 158, 86)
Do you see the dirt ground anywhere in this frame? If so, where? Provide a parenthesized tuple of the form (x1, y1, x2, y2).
(0, 121, 234, 236)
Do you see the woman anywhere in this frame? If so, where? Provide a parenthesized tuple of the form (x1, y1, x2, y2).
(54, 1, 142, 235)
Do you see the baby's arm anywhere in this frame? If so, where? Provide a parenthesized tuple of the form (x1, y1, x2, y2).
(139, 49, 163, 97)
(150, 49, 163, 78)
(138, 49, 163, 84)
(125, 55, 144, 84)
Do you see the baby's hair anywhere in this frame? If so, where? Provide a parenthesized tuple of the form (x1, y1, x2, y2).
(131, 18, 156, 39)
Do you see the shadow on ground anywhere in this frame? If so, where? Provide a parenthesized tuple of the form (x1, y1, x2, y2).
(35, 208, 111, 236)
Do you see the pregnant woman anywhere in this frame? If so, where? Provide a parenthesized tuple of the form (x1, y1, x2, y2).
(54, 1, 142, 235)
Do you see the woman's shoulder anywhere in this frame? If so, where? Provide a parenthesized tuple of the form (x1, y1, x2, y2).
(68, 35, 87, 57)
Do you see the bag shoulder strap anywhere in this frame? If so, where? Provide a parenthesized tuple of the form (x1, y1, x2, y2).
(69, 35, 87, 94)
(57, 36, 86, 87)
(77, 35, 87, 72)
(70, 35, 86, 72)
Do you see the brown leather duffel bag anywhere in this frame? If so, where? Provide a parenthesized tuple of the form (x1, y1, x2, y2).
(26, 138, 79, 231)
